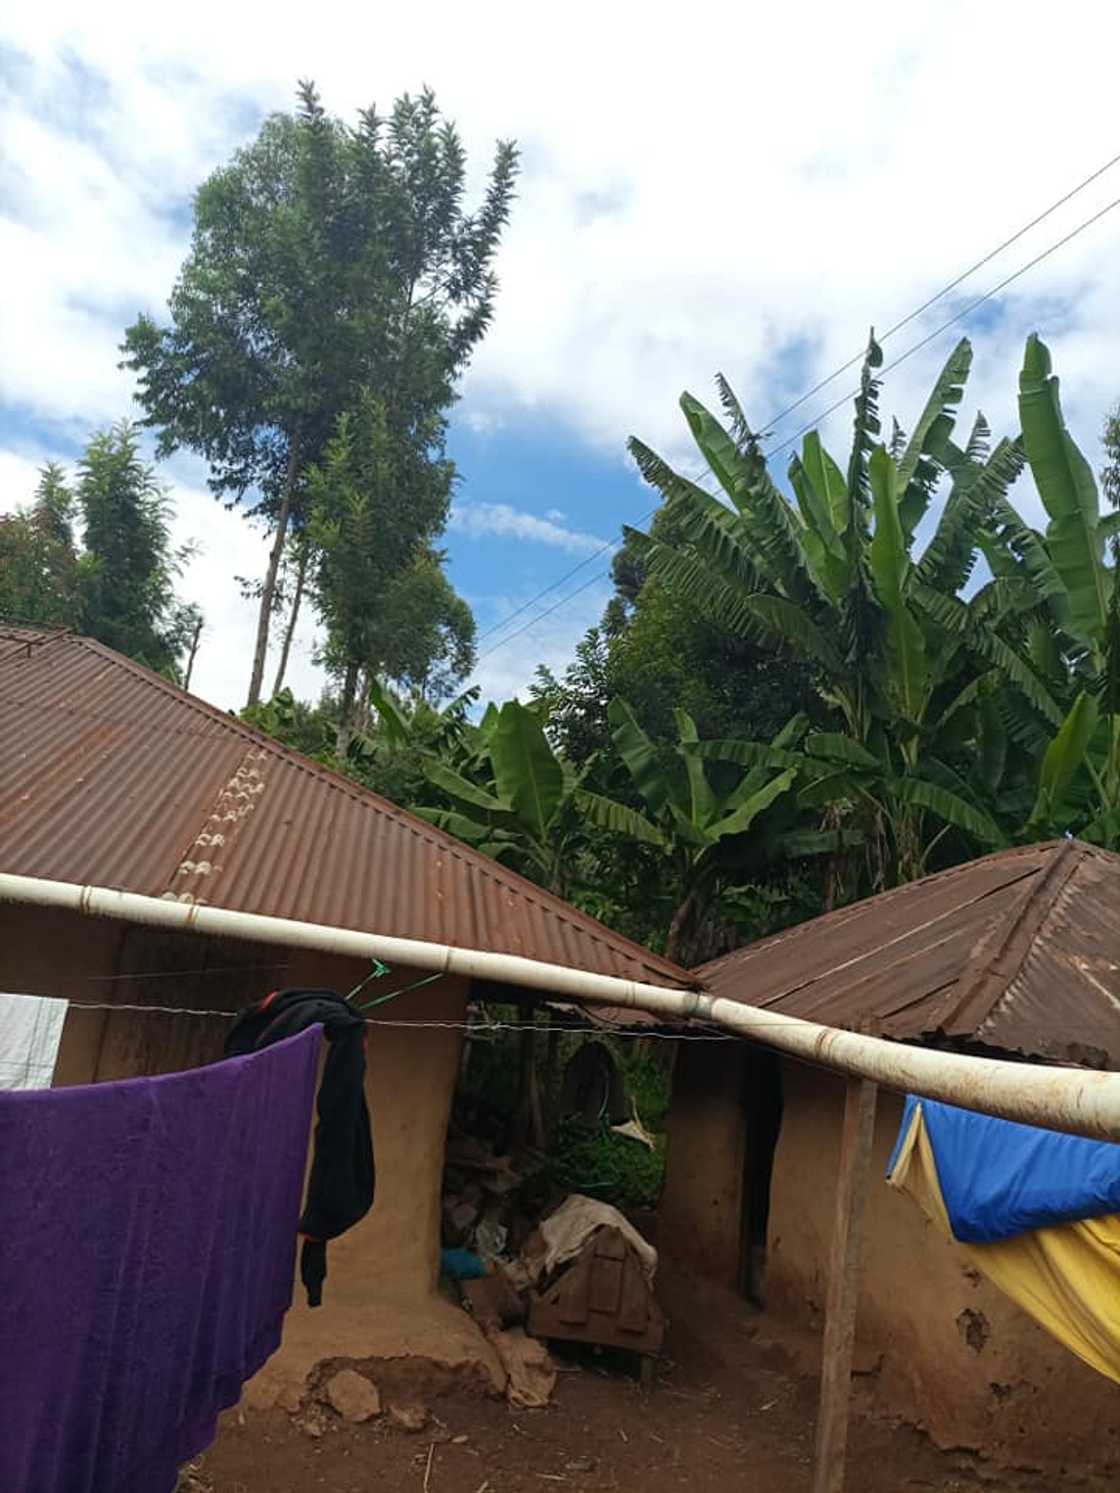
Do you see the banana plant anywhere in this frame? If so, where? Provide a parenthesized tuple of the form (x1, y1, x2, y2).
(1020, 563, 1120, 846)
(413, 698, 662, 897)
(353, 676, 481, 758)
(606, 699, 833, 962)
(696, 718, 1005, 895)
(626, 337, 1022, 885)
(628, 338, 1001, 738)
(967, 337, 1120, 845)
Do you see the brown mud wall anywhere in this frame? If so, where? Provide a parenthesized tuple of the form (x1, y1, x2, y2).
(659, 1038, 1120, 1476)
(659, 1039, 747, 1286)
(0, 907, 499, 1392)
(769, 1060, 1120, 1475)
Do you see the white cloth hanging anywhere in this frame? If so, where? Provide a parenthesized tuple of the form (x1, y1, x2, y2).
(0, 993, 69, 1090)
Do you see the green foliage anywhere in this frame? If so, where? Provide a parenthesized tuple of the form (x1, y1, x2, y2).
(123, 80, 518, 703)
(544, 1038, 671, 1209)
(616, 1042, 673, 1128)
(203, 328, 1120, 961)
(1027, 689, 1098, 836)
(546, 1120, 666, 1210)
(980, 338, 1120, 847)
(239, 687, 336, 760)
(307, 394, 475, 743)
(414, 698, 659, 896)
(0, 464, 86, 629)
(459, 1012, 673, 1209)
(76, 423, 199, 674)
(1019, 335, 1111, 649)
(625, 337, 1044, 888)
(0, 432, 200, 679)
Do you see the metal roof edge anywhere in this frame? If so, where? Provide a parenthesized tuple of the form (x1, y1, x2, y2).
(690, 841, 1103, 980)
(32, 633, 695, 989)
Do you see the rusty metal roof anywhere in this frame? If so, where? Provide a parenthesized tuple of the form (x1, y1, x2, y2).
(0, 627, 692, 990)
(694, 839, 1120, 1068)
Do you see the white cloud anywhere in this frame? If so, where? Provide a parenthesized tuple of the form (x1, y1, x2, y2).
(463, 410, 504, 436)
(449, 501, 604, 554)
(164, 462, 327, 710)
(3, 0, 1120, 705)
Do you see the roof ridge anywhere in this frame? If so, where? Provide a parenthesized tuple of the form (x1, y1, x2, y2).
(692, 842, 1054, 976)
(927, 838, 1087, 1036)
(65, 636, 692, 988)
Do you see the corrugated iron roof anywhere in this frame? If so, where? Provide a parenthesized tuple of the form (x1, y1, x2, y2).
(0, 627, 693, 991)
(694, 839, 1120, 1068)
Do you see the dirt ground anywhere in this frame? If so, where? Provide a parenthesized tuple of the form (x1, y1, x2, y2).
(195, 1270, 1097, 1493)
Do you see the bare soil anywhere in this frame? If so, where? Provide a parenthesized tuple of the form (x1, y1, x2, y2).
(195, 1271, 1086, 1493)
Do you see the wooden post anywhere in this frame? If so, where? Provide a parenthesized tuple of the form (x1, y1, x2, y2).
(811, 1075, 878, 1493)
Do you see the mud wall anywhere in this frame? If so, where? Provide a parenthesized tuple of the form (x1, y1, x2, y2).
(0, 906, 495, 1384)
(768, 1059, 1120, 1475)
(659, 1039, 746, 1286)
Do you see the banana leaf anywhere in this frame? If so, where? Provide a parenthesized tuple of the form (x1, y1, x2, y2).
(574, 790, 665, 847)
(892, 777, 1004, 845)
(490, 700, 564, 841)
(869, 447, 928, 720)
(1019, 335, 1110, 649)
(1028, 689, 1099, 831)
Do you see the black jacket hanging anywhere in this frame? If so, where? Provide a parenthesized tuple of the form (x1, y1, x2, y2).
(225, 988, 375, 1307)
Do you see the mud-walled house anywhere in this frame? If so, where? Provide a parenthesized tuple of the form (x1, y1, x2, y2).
(655, 840, 1120, 1478)
(0, 625, 694, 1404)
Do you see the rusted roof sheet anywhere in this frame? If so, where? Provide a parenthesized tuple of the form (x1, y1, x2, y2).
(0, 628, 693, 991)
(695, 839, 1120, 1068)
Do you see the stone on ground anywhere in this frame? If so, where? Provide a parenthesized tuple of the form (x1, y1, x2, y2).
(325, 1368, 382, 1423)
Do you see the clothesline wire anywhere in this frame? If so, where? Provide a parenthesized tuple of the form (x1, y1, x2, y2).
(22, 962, 290, 983)
(45, 1000, 897, 1059)
(56, 1000, 737, 1040)
(7, 1004, 951, 1084)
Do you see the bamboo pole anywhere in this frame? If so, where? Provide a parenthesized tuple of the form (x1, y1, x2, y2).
(2, 872, 1119, 1140)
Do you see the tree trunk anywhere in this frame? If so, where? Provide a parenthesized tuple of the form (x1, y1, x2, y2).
(822, 806, 848, 913)
(664, 889, 699, 967)
(355, 671, 374, 735)
(895, 802, 923, 885)
(334, 657, 361, 758)
(271, 538, 310, 698)
(182, 615, 203, 693)
(246, 435, 301, 707)
(870, 809, 888, 894)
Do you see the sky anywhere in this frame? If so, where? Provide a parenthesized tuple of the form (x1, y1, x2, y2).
(2, 2, 1120, 712)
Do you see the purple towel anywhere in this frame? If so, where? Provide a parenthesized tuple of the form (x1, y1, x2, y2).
(0, 1025, 320, 1493)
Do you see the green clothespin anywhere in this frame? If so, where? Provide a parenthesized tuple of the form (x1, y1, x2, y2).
(346, 957, 391, 1003)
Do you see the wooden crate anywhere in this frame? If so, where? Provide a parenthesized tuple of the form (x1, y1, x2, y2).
(528, 1226, 666, 1360)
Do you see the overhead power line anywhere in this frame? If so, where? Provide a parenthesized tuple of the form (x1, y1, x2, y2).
(774, 188, 1120, 459)
(756, 147, 1120, 442)
(475, 569, 610, 666)
(474, 151, 1120, 653)
(474, 538, 622, 646)
(474, 169, 1120, 662)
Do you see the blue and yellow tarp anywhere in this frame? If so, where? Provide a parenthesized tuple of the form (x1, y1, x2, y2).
(887, 1096, 1120, 1382)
